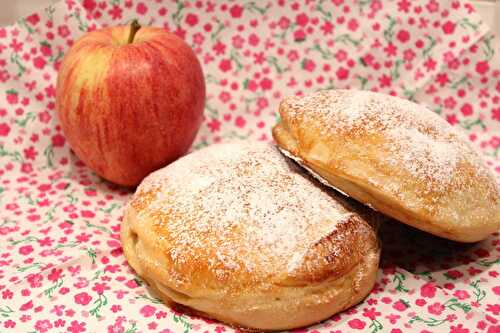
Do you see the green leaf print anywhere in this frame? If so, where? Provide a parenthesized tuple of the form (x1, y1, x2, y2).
(85, 220, 113, 234)
(409, 316, 447, 327)
(369, 319, 383, 333)
(316, 0, 332, 20)
(0, 306, 14, 318)
(99, 203, 121, 214)
(10, 236, 39, 245)
(0, 144, 24, 163)
(481, 35, 495, 60)
(44, 278, 64, 298)
(89, 293, 108, 318)
(444, 298, 471, 313)
(422, 35, 437, 58)
(44, 144, 55, 168)
(334, 34, 361, 47)
(124, 322, 138, 333)
(244, 2, 271, 15)
(87, 248, 97, 264)
(310, 44, 334, 60)
(10, 53, 26, 77)
(16, 262, 42, 272)
(172, 0, 185, 26)
(135, 294, 163, 304)
(210, 18, 225, 42)
(470, 280, 486, 304)
(476, 258, 500, 267)
(383, 16, 397, 43)
(17, 18, 35, 34)
(457, 18, 479, 31)
(392, 271, 409, 292)
(173, 313, 192, 333)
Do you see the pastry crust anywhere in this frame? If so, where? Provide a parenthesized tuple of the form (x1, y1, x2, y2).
(121, 141, 380, 331)
(273, 89, 500, 243)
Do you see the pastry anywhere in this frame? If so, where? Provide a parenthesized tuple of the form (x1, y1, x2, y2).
(121, 141, 380, 331)
(273, 89, 500, 242)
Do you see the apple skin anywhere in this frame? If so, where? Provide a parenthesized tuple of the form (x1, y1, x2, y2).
(56, 24, 205, 186)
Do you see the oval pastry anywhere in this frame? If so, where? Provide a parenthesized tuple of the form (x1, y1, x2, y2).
(273, 89, 500, 243)
(121, 141, 380, 331)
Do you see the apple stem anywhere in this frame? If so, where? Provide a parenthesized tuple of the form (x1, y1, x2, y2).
(127, 19, 141, 44)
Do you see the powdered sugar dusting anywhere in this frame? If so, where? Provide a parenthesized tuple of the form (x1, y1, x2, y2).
(134, 142, 356, 277)
(284, 89, 489, 194)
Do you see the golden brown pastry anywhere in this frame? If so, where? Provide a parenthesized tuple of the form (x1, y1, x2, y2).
(273, 89, 500, 243)
(121, 141, 380, 331)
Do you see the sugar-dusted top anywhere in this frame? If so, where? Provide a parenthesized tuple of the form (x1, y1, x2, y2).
(130, 142, 368, 282)
(282, 89, 493, 195)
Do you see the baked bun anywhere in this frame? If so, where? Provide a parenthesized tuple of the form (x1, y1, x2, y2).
(121, 141, 380, 331)
(273, 89, 500, 243)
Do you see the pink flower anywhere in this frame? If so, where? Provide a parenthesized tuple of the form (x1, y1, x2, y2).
(35, 319, 53, 333)
(185, 13, 198, 27)
(348, 319, 366, 330)
(218, 59, 232, 72)
(302, 58, 316, 72)
(278, 16, 290, 29)
(453, 290, 470, 300)
(235, 116, 246, 128)
(335, 49, 347, 62)
(476, 61, 490, 75)
(336, 67, 349, 80)
(0, 123, 10, 136)
(460, 103, 473, 116)
(427, 302, 445, 315)
(140, 305, 156, 318)
(287, 50, 299, 62)
(33, 56, 46, 69)
(397, 30, 410, 43)
(347, 18, 359, 31)
(295, 13, 309, 27)
(293, 29, 306, 42)
(58, 25, 70, 38)
(136, 2, 148, 15)
(19, 245, 33, 255)
(450, 324, 469, 333)
(74, 292, 92, 305)
(48, 268, 62, 282)
(442, 21, 456, 34)
(393, 300, 408, 311)
(363, 307, 381, 320)
(26, 13, 40, 25)
(421, 282, 437, 298)
(259, 78, 273, 91)
(487, 304, 500, 315)
(229, 4, 243, 18)
(67, 320, 86, 333)
(92, 282, 109, 295)
(51, 134, 66, 147)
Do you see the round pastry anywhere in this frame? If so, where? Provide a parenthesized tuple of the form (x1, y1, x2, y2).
(121, 141, 380, 331)
(273, 89, 500, 243)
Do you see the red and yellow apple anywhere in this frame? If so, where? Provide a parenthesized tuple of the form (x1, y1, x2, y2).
(56, 21, 205, 186)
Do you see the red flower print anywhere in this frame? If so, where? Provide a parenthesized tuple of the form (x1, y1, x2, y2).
(487, 304, 500, 315)
(476, 61, 490, 75)
(108, 5, 122, 19)
(363, 307, 381, 320)
(321, 21, 334, 34)
(427, 302, 445, 315)
(6, 91, 18, 104)
(185, 13, 199, 27)
(348, 319, 366, 329)
(445, 269, 464, 279)
(302, 58, 316, 72)
(67, 320, 86, 333)
(421, 282, 437, 298)
(442, 21, 456, 34)
(48, 268, 62, 282)
(248, 33, 259, 46)
(453, 290, 470, 300)
(278, 16, 290, 29)
(424, 57, 437, 71)
(229, 4, 244, 18)
(393, 300, 409, 311)
(27, 273, 43, 288)
(4, 320, 15, 328)
(396, 30, 410, 43)
(296, 13, 309, 27)
(26, 14, 40, 25)
(398, 0, 411, 12)
(35, 319, 53, 333)
(336, 67, 349, 80)
(51, 134, 66, 147)
(460, 103, 473, 116)
(426, 0, 439, 12)
(259, 77, 273, 91)
(136, 2, 148, 15)
(92, 282, 109, 295)
(492, 108, 500, 121)
(450, 324, 470, 333)
(82, 0, 96, 11)
(383, 43, 397, 57)
(235, 116, 246, 128)
(0, 122, 10, 136)
(435, 73, 449, 86)
(33, 56, 46, 69)
(379, 74, 391, 87)
(74, 292, 92, 305)
(19, 244, 33, 255)
(57, 25, 70, 38)
(140, 305, 156, 318)
(348, 18, 359, 31)
(293, 29, 306, 42)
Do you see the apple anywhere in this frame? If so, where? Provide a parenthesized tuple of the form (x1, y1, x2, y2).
(56, 20, 205, 186)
